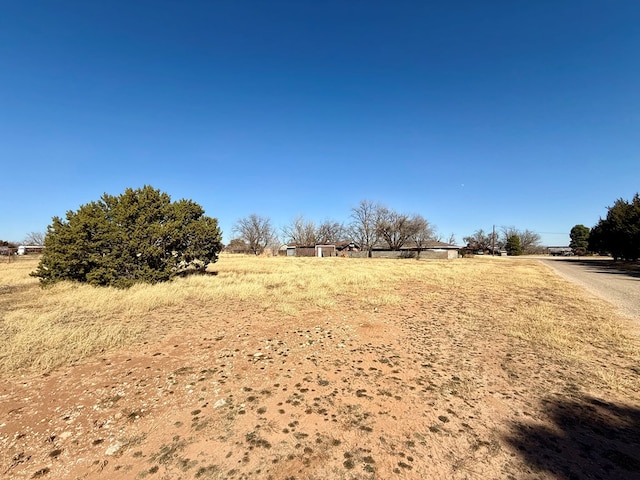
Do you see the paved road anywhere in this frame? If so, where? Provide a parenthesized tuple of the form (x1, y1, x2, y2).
(538, 257, 640, 322)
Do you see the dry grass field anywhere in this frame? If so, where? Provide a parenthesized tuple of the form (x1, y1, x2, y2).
(1, 254, 639, 479)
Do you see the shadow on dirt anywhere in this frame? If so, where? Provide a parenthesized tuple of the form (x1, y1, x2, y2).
(551, 258, 640, 280)
(506, 395, 640, 480)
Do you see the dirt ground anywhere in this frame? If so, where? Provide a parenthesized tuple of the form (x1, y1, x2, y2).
(2, 266, 640, 479)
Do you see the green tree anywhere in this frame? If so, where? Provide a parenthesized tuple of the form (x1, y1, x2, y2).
(588, 223, 605, 255)
(505, 234, 522, 256)
(569, 224, 590, 255)
(500, 226, 541, 254)
(590, 193, 640, 261)
(31, 186, 222, 288)
(226, 238, 250, 254)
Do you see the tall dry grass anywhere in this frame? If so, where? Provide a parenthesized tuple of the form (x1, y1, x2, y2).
(1, 254, 638, 384)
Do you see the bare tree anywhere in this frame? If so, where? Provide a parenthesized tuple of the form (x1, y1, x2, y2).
(282, 215, 317, 246)
(410, 214, 436, 258)
(233, 214, 275, 255)
(266, 238, 283, 256)
(349, 200, 384, 256)
(376, 208, 419, 251)
(23, 231, 45, 246)
(519, 229, 542, 254)
(500, 226, 517, 249)
(316, 220, 346, 244)
(500, 226, 542, 255)
(463, 229, 500, 253)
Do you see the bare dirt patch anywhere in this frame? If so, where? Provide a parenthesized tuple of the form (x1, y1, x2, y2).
(1, 256, 639, 479)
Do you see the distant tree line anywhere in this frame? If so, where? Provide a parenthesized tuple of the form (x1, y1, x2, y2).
(231, 200, 438, 257)
(231, 201, 549, 258)
(462, 227, 542, 256)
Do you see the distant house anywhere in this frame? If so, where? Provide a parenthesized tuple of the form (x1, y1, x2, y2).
(548, 246, 573, 256)
(280, 241, 459, 259)
(315, 245, 336, 257)
(282, 244, 337, 257)
(17, 245, 45, 255)
(351, 241, 460, 259)
(336, 242, 360, 256)
(461, 244, 506, 257)
(389, 241, 460, 259)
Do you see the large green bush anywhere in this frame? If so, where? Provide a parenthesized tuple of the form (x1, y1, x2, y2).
(569, 224, 590, 254)
(32, 186, 223, 288)
(589, 193, 640, 261)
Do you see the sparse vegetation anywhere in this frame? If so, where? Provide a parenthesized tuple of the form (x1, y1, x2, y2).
(2, 254, 639, 377)
(1, 254, 639, 479)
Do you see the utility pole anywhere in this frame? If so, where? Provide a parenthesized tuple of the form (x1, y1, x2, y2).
(492, 225, 496, 256)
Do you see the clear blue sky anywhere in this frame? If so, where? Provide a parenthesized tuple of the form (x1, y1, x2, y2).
(1, 1, 638, 246)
